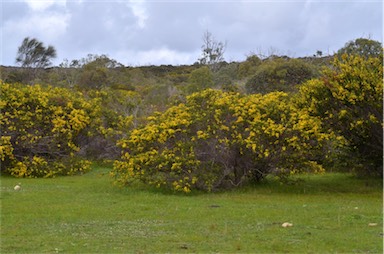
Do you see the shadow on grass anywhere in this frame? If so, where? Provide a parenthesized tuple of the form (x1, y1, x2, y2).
(112, 172, 383, 197)
(245, 173, 383, 195)
(2, 163, 382, 197)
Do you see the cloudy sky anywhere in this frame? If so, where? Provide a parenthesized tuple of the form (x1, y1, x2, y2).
(1, 0, 382, 66)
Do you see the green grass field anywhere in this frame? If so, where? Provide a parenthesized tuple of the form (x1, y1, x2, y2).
(1, 166, 382, 253)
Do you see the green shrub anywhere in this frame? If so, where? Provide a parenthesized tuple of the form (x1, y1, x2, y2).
(213, 62, 240, 91)
(185, 66, 214, 93)
(337, 38, 382, 59)
(81, 88, 137, 160)
(245, 58, 316, 94)
(238, 54, 262, 78)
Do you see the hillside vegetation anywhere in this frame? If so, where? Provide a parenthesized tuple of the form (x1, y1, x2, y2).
(0, 38, 382, 193)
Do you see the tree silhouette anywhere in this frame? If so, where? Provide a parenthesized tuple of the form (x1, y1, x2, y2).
(198, 31, 226, 72)
(16, 37, 57, 68)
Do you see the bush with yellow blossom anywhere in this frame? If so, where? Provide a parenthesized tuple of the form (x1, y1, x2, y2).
(113, 89, 329, 192)
(0, 82, 99, 177)
(296, 54, 383, 176)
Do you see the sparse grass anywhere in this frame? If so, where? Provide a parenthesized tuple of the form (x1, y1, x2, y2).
(1, 166, 382, 253)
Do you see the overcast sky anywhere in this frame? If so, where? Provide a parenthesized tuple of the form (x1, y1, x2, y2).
(1, 0, 382, 67)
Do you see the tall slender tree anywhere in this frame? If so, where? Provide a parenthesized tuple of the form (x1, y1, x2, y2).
(198, 31, 226, 72)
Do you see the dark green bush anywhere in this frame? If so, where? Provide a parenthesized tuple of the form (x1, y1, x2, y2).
(245, 58, 316, 94)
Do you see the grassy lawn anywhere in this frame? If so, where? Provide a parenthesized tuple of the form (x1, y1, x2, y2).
(1, 166, 382, 253)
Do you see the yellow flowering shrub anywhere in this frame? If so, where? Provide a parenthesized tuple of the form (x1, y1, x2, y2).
(0, 82, 99, 177)
(113, 89, 329, 192)
(297, 54, 383, 176)
(0, 136, 14, 162)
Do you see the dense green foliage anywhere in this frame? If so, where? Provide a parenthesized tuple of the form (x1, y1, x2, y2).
(213, 62, 240, 91)
(337, 38, 382, 59)
(238, 54, 262, 78)
(186, 66, 214, 93)
(245, 57, 316, 94)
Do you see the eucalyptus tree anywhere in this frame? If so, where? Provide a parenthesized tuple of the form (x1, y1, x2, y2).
(16, 37, 57, 68)
(15, 37, 57, 83)
(198, 31, 227, 72)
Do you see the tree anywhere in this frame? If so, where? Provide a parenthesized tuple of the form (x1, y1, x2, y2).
(16, 37, 57, 68)
(76, 54, 125, 89)
(315, 50, 323, 57)
(198, 31, 226, 72)
(337, 38, 382, 59)
(14, 37, 57, 83)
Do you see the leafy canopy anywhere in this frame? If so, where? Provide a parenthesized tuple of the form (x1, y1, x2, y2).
(337, 38, 383, 59)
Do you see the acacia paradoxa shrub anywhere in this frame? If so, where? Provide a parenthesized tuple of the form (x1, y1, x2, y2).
(0, 82, 99, 177)
(297, 54, 383, 176)
(113, 89, 329, 192)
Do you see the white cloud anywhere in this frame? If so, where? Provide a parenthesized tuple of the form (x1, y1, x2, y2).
(129, 0, 148, 29)
(134, 47, 197, 66)
(1, 1, 382, 66)
(3, 11, 70, 41)
(23, 0, 66, 11)
(198, 16, 212, 28)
